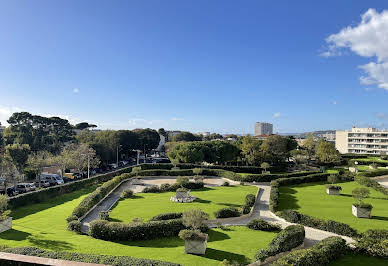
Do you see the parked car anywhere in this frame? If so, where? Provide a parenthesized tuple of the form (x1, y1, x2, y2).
(6, 187, 18, 197)
(35, 180, 50, 188)
(40, 174, 64, 186)
(15, 183, 30, 194)
(27, 183, 36, 191)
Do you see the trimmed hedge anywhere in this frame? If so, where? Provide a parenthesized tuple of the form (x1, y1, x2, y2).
(89, 219, 186, 241)
(361, 169, 388, 177)
(0, 246, 178, 266)
(277, 209, 358, 238)
(247, 218, 281, 232)
(245, 194, 256, 207)
(9, 166, 134, 209)
(273, 236, 347, 266)
(214, 207, 241, 218)
(236, 171, 320, 183)
(355, 229, 388, 259)
(355, 175, 388, 196)
(67, 220, 82, 233)
(142, 182, 204, 193)
(150, 212, 183, 221)
(269, 173, 330, 212)
(254, 225, 305, 262)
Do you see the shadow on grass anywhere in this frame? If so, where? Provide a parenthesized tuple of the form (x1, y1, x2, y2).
(11, 185, 98, 220)
(202, 248, 250, 264)
(27, 236, 74, 250)
(108, 217, 123, 222)
(215, 203, 240, 208)
(372, 216, 388, 221)
(0, 229, 31, 241)
(277, 187, 300, 210)
(195, 198, 211, 204)
(207, 230, 231, 242)
(340, 194, 388, 200)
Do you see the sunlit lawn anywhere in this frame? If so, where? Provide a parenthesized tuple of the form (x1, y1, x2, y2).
(0, 185, 272, 265)
(330, 253, 388, 266)
(110, 185, 258, 221)
(278, 181, 388, 232)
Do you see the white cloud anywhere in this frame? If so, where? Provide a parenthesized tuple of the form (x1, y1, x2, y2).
(171, 117, 184, 121)
(0, 106, 22, 125)
(73, 88, 79, 93)
(323, 9, 388, 91)
(376, 112, 388, 120)
(333, 100, 338, 105)
(273, 112, 281, 118)
(128, 118, 163, 127)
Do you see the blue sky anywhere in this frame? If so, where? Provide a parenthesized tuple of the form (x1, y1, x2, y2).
(1, 1, 388, 134)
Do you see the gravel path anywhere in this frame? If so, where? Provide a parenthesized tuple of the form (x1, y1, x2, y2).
(372, 175, 388, 188)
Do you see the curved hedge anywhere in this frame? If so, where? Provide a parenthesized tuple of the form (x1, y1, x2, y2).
(355, 229, 388, 259)
(355, 175, 388, 196)
(0, 246, 178, 266)
(150, 212, 183, 221)
(273, 236, 347, 266)
(214, 207, 241, 218)
(254, 225, 305, 262)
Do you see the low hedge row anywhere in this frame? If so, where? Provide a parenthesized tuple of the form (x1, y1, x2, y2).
(361, 169, 388, 177)
(236, 171, 320, 183)
(350, 159, 388, 167)
(143, 182, 204, 193)
(254, 225, 305, 262)
(214, 207, 241, 218)
(269, 173, 330, 212)
(9, 166, 134, 209)
(355, 229, 388, 259)
(150, 212, 183, 221)
(247, 218, 281, 232)
(276, 210, 358, 238)
(355, 175, 388, 196)
(273, 236, 347, 266)
(89, 219, 195, 241)
(0, 246, 177, 266)
(70, 173, 133, 220)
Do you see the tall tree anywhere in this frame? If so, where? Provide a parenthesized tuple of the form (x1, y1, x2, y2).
(302, 133, 317, 160)
(5, 143, 30, 183)
(27, 151, 52, 187)
(172, 131, 202, 142)
(315, 140, 341, 164)
(240, 135, 262, 166)
(134, 128, 160, 151)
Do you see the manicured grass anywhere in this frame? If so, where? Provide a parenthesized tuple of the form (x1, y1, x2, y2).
(278, 181, 388, 232)
(356, 157, 388, 164)
(110, 185, 258, 221)
(0, 185, 272, 265)
(331, 253, 388, 266)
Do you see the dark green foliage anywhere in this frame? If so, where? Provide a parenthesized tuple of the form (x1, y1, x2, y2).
(67, 220, 82, 233)
(355, 175, 388, 196)
(89, 219, 186, 241)
(222, 181, 230, 186)
(142, 182, 204, 193)
(0, 246, 177, 266)
(66, 215, 78, 223)
(150, 212, 183, 221)
(273, 236, 347, 266)
(120, 189, 133, 199)
(277, 210, 358, 238)
(237, 171, 320, 182)
(241, 205, 251, 214)
(355, 229, 388, 259)
(247, 219, 281, 232)
(245, 194, 256, 207)
(142, 186, 161, 193)
(254, 225, 305, 262)
(214, 207, 241, 218)
(178, 229, 208, 241)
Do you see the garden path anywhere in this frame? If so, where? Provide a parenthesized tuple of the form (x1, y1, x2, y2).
(372, 175, 388, 188)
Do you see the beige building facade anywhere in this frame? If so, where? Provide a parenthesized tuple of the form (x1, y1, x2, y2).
(336, 127, 388, 154)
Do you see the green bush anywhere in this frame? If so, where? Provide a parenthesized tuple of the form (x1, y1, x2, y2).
(66, 215, 78, 223)
(142, 182, 204, 193)
(355, 229, 388, 259)
(277, 210, 358, 238)
(89, 219, 186, 241)
(237, 171, 320, 183)
(241, 205, 251, 214)
(355, 175, 388, 196)
(67, 220, 82, 233)
(178, 229, 208, 241)
(254, 225, 305, 262)
(247, 219, 281, 232)
(245, 193, 256, 207)
(120, 189, 133, 199)
(142, 185, 160, 193)
(214, 207, 241, 218)
(273, 236, 347, 266)
(222, 181, 230, 186)
(150, 212, 183, 221)
(0, 246, 178, 266)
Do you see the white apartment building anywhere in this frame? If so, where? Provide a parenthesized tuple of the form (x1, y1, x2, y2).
(255, 122, 273, 136)
(336, 127, 388, 154)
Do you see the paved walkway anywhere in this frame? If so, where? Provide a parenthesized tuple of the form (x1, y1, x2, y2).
(372, 175, 388, 188)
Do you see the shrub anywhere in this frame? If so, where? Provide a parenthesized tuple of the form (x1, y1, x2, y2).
(247, 219, 281, 232)
(277, 210, 358, 237)
(194, 176, 203, 183)
(67, 220, 82, 233)
(120, 189, 133, 199)
(0, 246, 178, 266)
(66, 215, 78, 223)
(222, 181, 230, 186)
(353, 203, 373, 210)
(236, 171, 320, 183)
(254, 225, 305, 262)
(89, 219, 186, 241)
(182, 209, 209, 230)
(177, 176, 189, 186)
(241, 205, 251, 214)
(355, 175, 388, 196)
(214, 207, 241, 218)
(178, 229, 208, 241)
(142, 185, 161, 193)
(176, 187, 188, 193)
(273, 236, 347, 266)
(355, 229, 388, 259)
(352, 187, 371, 207)
(150, 212, 183, 221)
(245, 193, 256, 207)
(0, 195, 10, 221)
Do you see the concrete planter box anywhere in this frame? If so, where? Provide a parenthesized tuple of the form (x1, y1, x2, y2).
(349, 167, 358, 173)
(184, 239, 207, 255)
(352, 205, 371, 218)
(326, 188, 341, 195)
(0, 217, 12, 233)
(176, 191, 190, 199)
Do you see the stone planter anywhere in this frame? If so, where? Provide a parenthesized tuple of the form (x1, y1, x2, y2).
(349, 167, 358, 173)
(326, 188, 340, 195)
(0, 217, 12, 233)
(184, 239, 207, 255)
(176, 191, 190, 199)
(352, 205, 371, 218)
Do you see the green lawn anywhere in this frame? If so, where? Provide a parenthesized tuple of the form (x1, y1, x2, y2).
(0, 185, 273, 265)
(278, 181, 388, 232)
(331, 253, 388, 266)
(110, 185, 258, 221)
(356, 157, 388, 164)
